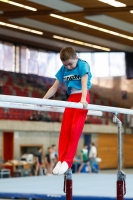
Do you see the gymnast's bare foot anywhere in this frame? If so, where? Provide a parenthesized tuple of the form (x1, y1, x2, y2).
(58, 161, 69, 175)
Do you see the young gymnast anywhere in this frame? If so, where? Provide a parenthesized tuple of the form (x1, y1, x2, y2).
(43, 47, 92, 175)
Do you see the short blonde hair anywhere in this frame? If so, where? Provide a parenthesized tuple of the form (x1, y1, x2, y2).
(60, 47, 77, 61)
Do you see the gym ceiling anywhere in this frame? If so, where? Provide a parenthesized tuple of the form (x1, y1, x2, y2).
(0, 0, 133, 52)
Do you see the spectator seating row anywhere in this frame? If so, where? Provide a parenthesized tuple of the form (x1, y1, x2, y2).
(0, 108, 34, 120)
(2, 85, 40, 98)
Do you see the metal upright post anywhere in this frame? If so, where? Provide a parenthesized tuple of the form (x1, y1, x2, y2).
(113, 114, 126, 200)
(63, 168, 72, 200)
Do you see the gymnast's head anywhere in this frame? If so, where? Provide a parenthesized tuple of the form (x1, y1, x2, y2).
(60, 47, 78, 70)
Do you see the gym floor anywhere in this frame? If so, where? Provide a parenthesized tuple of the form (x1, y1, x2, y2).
(0, 169, 132, 200)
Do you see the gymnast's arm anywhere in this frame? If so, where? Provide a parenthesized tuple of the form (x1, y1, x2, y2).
(43, 79, 61, 99)
(80, 73, 88, 109)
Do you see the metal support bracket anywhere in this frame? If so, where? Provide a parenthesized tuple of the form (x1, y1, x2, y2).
(113, 113, 126, 199)
(63, 168, 72, 200)
(117, 170, 126, 181)
(64, 168, 72, 193)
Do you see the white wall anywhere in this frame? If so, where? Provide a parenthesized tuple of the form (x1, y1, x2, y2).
(0, 120, 130, 160)
(14, 131, 59, 159)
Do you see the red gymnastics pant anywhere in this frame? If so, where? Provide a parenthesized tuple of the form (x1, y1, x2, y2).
(58, 91, 90, 168)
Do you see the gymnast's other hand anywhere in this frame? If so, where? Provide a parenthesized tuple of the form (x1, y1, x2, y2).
(80, 100, 88, 110)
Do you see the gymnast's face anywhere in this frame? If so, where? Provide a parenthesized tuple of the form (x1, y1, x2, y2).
(62, 56, 78, 70)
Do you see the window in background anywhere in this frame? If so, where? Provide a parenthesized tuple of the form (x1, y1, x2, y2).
(38, 50, 48, 76)
(109, 53, 125, 76)
(92, 52, 109, 77)
(0, 42, 3, 70)
(44, 53, 57, 78)
(20, 46, 28, 74)
(56, 52, 63, 70)
(78, 52, 93, 75)
(28, 48, 38, 75)
(3, 42, 15, 72)
(0, 40, 126, 78)
(15, 46, 20, 73)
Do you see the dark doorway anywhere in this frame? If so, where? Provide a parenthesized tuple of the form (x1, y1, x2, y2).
(3, 132, 14, 161)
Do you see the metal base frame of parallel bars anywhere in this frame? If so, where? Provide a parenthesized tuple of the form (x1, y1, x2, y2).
(64, 169, 72, 200)
(113, 114, 126, 200)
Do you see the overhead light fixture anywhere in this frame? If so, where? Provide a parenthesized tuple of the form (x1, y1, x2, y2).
(98, 0, 126, 7)
(50, 14, 133, 41)
(85, 15, 133, 34)
(0, 21, 43, 35)
(28, 0, 83, 12)
(0, 0, 37, 11)
(130, 10, 133, 14)
(53, 35, 110, 51)
(0, 0, 8, 2)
